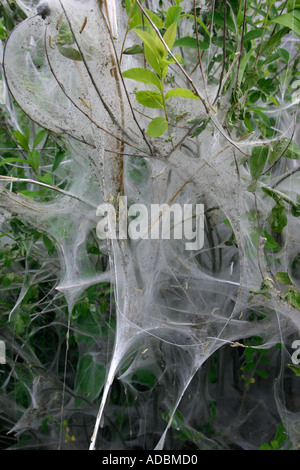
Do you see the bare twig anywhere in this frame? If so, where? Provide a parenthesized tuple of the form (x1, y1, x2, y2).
(272, 164, 300, 188)
(0, 175, 97, 208)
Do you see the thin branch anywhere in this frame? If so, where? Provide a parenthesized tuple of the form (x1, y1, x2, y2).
(166, 121, 203, 158)
(272, 164, 300, 188)
(104, 149, 151, 159)
(0, 175, 97, 208)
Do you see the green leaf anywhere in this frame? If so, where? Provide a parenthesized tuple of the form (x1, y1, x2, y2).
(0, 157, 29, 167)
(287, 0, 300, 12)
(163, 22, 178, 56)
(134, 28, 165, 74)
(38, 173, 52, 185)
(134, 369, 157, 389)
(263, 231, 281, 251)
(0, 19, 8, 40)
(13, 130, 29, 152)
(11, 313, 25, 335)
(125, 0, 132, 16)
(191, 118, 210, 137)
(165, 88, 200, 100)
(250, 6, 268, 17)
(261, 27, 289, 54)
(147, 117, 168, 137)
(129, 9, 165, 30)
(173, 36, 209, 49)
(287, 364, 300, 376)
(145, 43, 164, 75)
(259, 423, 287, 450)
(135, 90, 163, 108)
(55, 22, 74, 45)
(257, 77, 277, 94)
(74, 355, 106, 406)
(166, 6, 182, 27)
(122, 67, 162, 91)
(207, 11, 236, 32)
(123, 44, 144, 55)
(248, 90, 261, 104)
(250, 108, 271, 127)
(276, 271, 293, 285)
(180, 13, 211, 37)
(238, 47, 256, 84)
(128, 12, 143, 29)
(278, 47, 290, 62)
(243, 29, 263, 43)
(268, 139, 289, 165)
(144, 9, 165, 28)
(125, 0, 141, 17)
(262, 187, 300, 216)
(33, 129, 47, 149)
(271, 11, 300, 35)
(160, 53, 185, 71)
(258, 443, 273, 450)
(243, 69, 260, 90)
(263, 51, 281, 66)
(57, 45, 82, 61)
(290, 288, 300, 309)
(43, 234, 55, 256)
(28, 149, 40, 171)
(274, 424, 288, 447)
(2, 272, 15, 287)
(162, 408, 185, 429)
(249, 146, 269, 179)
(19, 190, 44, 198)
(251, 227, 281, 252)
(256, 368, 269, 379)
(268, 200, 288, 233)
(285, 140, 300, 159)
(223, 218, 232, 228)
(291, 205, 300, 217)
(52, 149, 66, 172)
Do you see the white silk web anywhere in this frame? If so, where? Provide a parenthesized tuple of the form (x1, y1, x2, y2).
(1, 0, 300, 450)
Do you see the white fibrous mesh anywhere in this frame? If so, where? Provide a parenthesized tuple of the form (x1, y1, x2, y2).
(1, 0, 300, 450)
